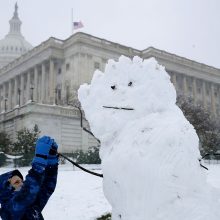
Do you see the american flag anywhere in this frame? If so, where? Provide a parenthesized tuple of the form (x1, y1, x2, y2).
(73, 21, 84, 30)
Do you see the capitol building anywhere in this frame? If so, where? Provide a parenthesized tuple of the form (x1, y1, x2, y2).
(0, 4, 220, 153)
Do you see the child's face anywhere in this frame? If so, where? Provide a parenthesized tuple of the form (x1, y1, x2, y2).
(9, 175, 23, 191)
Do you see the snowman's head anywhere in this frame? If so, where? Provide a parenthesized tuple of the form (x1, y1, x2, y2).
(78, 56, 176, 142)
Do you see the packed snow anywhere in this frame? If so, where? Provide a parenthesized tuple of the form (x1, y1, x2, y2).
(1, 163, 220, 220)
(78, 56, 220, 220)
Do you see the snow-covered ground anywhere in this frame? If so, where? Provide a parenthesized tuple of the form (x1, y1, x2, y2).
(43, 164, 111, 220)
(1, 163, 220, 219)
(0, 164, 111, 220)
(206, 163, 220, 190)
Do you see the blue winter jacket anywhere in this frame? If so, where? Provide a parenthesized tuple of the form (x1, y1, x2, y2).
(0, 163, 58, 220)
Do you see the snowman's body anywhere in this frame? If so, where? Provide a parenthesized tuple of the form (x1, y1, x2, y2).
(78, 56, 220, 220)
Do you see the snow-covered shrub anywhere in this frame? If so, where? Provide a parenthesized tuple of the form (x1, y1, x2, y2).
(12, 125, 40, 166)
(71, 146, 101, 164)
(177, 95, 220, 156)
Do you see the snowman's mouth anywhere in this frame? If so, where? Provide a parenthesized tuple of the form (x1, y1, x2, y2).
(103, 106, 134, 110)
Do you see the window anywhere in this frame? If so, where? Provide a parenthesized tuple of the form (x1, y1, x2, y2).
(188, 86, 192, 92)
(206, 89, 210, 96)
(66, 63, 70, 71)
(58, 89, 61, 100)
(58, 68, 62, 74)
(176, 75, 183, 90)
(94, 62, 100, 70)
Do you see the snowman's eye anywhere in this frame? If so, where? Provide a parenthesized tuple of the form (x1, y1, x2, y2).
(111, 85, 116, 90)
(128, 82, 133, 87)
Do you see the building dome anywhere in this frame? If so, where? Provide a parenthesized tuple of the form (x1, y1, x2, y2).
(0, 3, 33, 68)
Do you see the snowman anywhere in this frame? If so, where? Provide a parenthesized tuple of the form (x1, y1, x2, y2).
(78, 56, 220, 220)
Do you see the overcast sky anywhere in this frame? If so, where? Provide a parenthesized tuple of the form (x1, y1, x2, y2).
(0, 0, 220, 68)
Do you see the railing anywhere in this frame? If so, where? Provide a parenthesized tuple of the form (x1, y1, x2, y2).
(0, 102, 80, 123)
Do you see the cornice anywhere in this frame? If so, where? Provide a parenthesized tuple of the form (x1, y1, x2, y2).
(0, 37, 64, 75)
(0, 32, 219, 82)
(64, 32, 141, 56)
(142, 47, 220, 77)
(0, 102, 80, 122)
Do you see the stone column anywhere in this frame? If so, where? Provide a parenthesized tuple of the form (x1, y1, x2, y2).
(8, 79, 12, 110)
(49, 59, 56, 104)
(192, 77, 197, 104)
(0, 86, 2, 113)
(14, 76, 18, 107)
(171, 72, 177, 90)
(0, 85, 3, 113)
(0, 85, 4, 113)
(1, 84, 5, 112)
(34, 66, 38, 102)
(211, 83, 216, 117)
(41, 63, 46, 103)
(202, 80, 207, 109)
(20, 73, 24, 106)
(26, 71, 31, 101)
(0, 85, 2, 113)
(183, 76, 188, 98)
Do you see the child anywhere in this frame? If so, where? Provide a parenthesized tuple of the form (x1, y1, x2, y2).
(0, 136, 59, 220)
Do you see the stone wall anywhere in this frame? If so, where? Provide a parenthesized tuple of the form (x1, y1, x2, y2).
(0, 102, 99, 153)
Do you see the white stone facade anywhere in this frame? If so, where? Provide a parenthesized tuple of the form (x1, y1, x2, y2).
(0, 102, 98, 153)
